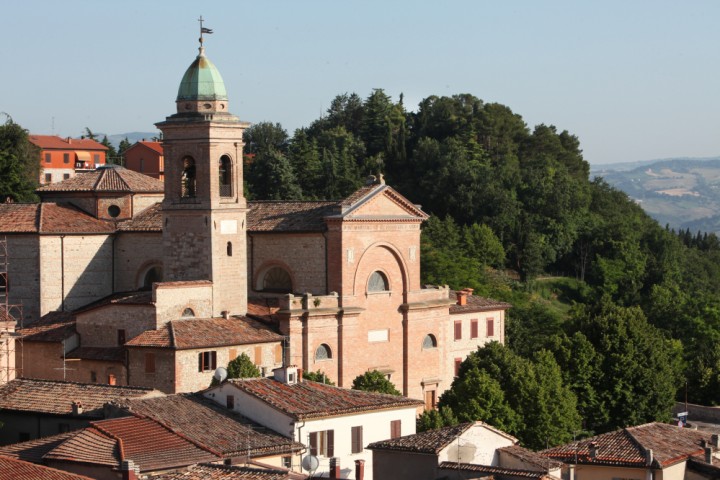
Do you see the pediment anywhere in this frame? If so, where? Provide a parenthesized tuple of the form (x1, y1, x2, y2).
(342, 186, 428, 220)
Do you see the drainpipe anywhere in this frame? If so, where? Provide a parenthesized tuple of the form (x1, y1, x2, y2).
(60, 235, 65, 312)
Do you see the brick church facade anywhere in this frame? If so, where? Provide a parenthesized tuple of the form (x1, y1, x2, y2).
(0, 39, 509, 402)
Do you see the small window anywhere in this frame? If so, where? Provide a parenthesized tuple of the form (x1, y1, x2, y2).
(219, 155, 233, 197)
(107, 205, 121, 218)
(63, 173, 70, 180)
(390, 420, 401, 439)
(425, 389, 437, 411)
(351, 426, 364, 454)
(368, 271, 389, 292)
(227, 241, 233, 256)
(182, 308, 195, 318)
(198, 351, 217, 372)
(117, 329, 126, 346)
(139, 158, 145, 172)
(487, 317, 495, 337)
(262, 266, 292, 293)
(255, 346, 263, 365)
(471, 319, 479, 339)
(181, 156, 196, 198)
(90, 371, 97, 383)
(93, 154, 100, 163)
(226, 395, 235, 409)
(454, 321, 462, 341)
(315, 344, 332, 361)
(63, 153, 70, 164)
(44, 173, 52, 183)
(145, 353, 155, 373)
(142, 266, 162, 289)
(108, 374, 117, 385)
(275, 344, 283, 364)
(45, 153, 51, 163)
(454, 358, 462, 376)
(282, 456, 292, 469)
(422, 334, 437, 349)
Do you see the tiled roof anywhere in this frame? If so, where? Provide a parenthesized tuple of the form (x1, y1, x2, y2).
(29, 135, 108, 151)
(37, 165, 164, 193)
(44, 427, 119, 466)
(73, 290, 153, 314)
(19, 311, 76, 342)
(0, 378, 158, 418)
(0, 431, 77, 463)
(247, 201, 338, 232)
(117, 202, 162, 232)
(368, 422, 474, 454)
(66, 346, 125, 363)
(0, 203, 115, 234)
(154, 463, 294, 479)
(126, 316, 283, 349)
(439, 462, 555, 479)
(542, 422, 710, 468)
(246, 297, 281, 325)
(110, 393, 303, 457)
(449, 292, 512, 314)
(499, 445, 564, 470)
(225, 378, 424, 420)
(0, 455, 95, 480)
(135, 141, 164, 155)
(340, 184, 379, 207)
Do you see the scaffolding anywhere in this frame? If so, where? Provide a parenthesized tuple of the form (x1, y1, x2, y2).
(0, 236, 23, 383)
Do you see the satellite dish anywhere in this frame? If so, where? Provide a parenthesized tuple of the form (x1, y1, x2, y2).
(213, 367, 228, 383)
(302, 455, 319, 472)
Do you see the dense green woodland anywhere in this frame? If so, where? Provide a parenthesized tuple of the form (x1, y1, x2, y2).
(4, 90, 720, 449)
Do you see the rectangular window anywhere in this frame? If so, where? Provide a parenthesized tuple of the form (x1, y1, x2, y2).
(139, 158, 144, 172)
(471, 319, 479, 339)
(90, 371, 97, 383)
(455, 358, 462, 377)
(117, 329, 126, 345)
(63, 153, 69, 164)
(309, 430, 334, 457)
(454, 320, 462, 341)
(486, 317, 495, 337)
(198, 351, 217, 372)
(108, 374, 117, 385)
(63, 173, 70, 180)
(254, 345, 263, 365)
(425, 389, 437, 411)
(275, 344, 283, 364)
(93, 154, 100, 163)
(145, 353, 155, 373)
(351, 426, 364, 454)
(226, 395, 235, 409)
(390, 420, 401, 439)
(45, 153, 51, 163)
(44, 173, 52, 183)
(282, 456, 292, 469)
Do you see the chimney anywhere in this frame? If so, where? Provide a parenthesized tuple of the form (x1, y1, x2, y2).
(464, 288, 474, 296)
(589, 442, 598, 460)
(330, 458, 341, 479)
(222, 310, 230, 320)
(71, 401, 83, 415)
(705, 446, 713, 464)
(645, 448, 653, 466)
(297, 368, 304, 382)
(355, 459, 365, 480)
(121, 460, 139, 480)
(67, 137, 72, 144)
(712, 434, 720, 448)
(456, 290, 468, 306)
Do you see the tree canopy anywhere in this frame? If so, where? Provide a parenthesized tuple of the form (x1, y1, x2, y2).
(0, 116, 39, 202)
(351, 370, 402, 396)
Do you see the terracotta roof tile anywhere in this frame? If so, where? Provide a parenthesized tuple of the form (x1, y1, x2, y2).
(0, 431, 77, 463)
(0, 455, 95, 480)
(247, 297, 281, 325)
(111, 393, 303, 457)
(439, 462, 556, 479)
(499, 445, 564, 470)
(226, 378, 423, 420)
(37, 165, 163, 193)
(154, 463, 294, 479)
(126, 316, 283, 349)
(117, 203, 162, 232)
(368, 422, 516, 454)
(44, 427, 119, 466)
(340, 184, 379, 207)
(29, 135, 107, 151)
(542, 422, 710, 468)
(73, 290, 153, 314)
(41, 203, 116, 233)
(0, 204, 39, 232)
(66, 346, 125, 363)
(136, 141, 164, 155)
(0, 378, 157, 418)
(19, 311, 76, 342)
(247, 201, 338, 232)
(449, 291, 512, 314)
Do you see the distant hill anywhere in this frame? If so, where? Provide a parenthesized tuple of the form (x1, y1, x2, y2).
(592, 157, 720, 234)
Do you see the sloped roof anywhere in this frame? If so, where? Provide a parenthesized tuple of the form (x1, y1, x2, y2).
(44, 428, 119, 466)
(542, 422, 710, 468)
(110, 393, 303, 457)
(368, 421, 517, 454)
(439, 462, 556, 480)
(65, 346, 125, 363)
(0, 203, 115, 234)
(128, 141, 164, 155)
(19, 311, 76, 342)
(247, 297, 281, 325)
(0, 431, 77, 463)
(247, 201, 338, 232)
(117, 202, 162, 232)
(0, 378, 158, 418)
(73, 290, 153, 314)
(0, 455, 95, 480)
(37, 165, 164, 193)
(224, 378, 423, 420)
(126, 316, 282, 349)
(499, 445, 564, 470)
(449, 292, 512, 314)
(335, 182, 428, 220)
(29, 135, 108, 151)
(154, 464, 295, 480)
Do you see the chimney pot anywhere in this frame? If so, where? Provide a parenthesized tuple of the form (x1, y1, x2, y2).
(355, 459, 365, 480)
(71, 401, 83, 415)
(712, 434, 720, 448)
(330, 457, 341, 479)
(222, 310, 229, 320)
(121, 460, 139, 480)
(589, 442, 598, 460)
(706, 446, 713, 464)
(456, 291, 468, 306)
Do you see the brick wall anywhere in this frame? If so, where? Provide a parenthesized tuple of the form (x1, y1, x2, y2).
(127, 348, 176, 393)
(114, 233, 164, 292)
(75, 304, 155, 347)
(5, 235, 40, 323)
(153, 281, 213, 325)
(96, 195, 132, 221)
(250, 233, 326, 295)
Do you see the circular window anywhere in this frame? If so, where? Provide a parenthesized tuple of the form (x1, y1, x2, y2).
(315, 344, 332, 360)
(107, 205, 121, 218)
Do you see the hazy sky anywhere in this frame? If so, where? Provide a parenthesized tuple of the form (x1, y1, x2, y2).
(3, 1, 719, 165)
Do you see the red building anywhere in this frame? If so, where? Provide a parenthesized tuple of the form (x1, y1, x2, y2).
(29, 135, 108, 185)
(123, 141, 164, 180)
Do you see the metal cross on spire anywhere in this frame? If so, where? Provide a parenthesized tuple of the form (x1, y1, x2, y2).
(198, 15, 213, 47)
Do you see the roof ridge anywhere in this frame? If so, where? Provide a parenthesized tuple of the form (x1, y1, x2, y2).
(89, 422, 125, 462)
(112, 167, 131, 191)
(92, 168, 105, 191)
(37, 203, 44, 232)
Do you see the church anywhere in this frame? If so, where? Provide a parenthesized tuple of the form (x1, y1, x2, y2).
(0, 36, 509, 403)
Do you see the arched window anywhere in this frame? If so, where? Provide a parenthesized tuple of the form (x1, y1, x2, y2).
(262, 267, 292, 293)
(142, 266, 163, 290)
(315, 344, 332, 360)
(368, 271, 389, 292)
(227, 242, 233, 256)
(219, 155, 233, 197)
(422, 334, 437, 349)
(182, 308, 195, 318)
(181, 156, 196, 198)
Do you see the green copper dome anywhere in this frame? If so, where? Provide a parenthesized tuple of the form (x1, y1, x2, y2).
(176, 50, 228, 101)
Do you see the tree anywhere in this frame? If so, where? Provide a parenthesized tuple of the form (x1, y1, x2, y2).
(117, 137, 132, 165)
(417, 406, 458, 432)
(0, 116, 39, 202)
(303, 370, 335, 385)
(101, 136, 118, 164)
(247, 150, 303, 200)
(351, 370, 401, 395)
(227, 353, 261, 379)
(244, 122, 289, 155)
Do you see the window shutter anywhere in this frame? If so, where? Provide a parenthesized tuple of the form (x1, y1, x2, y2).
(454, 321, 462, 340)
(309, 432, 318, 456)
(229, 349, 237, 361)
(391, 420, 401, 439)
(145, 353, 155, 373)
(351, 426, 363, 454)
(327, 430, 335, 457)
(487, 318, 495, 337)
(471, 319, 478, 338)
(198, 353, 204, 372)
(255, 346, 262, 365)
(211, 351, 217, 370)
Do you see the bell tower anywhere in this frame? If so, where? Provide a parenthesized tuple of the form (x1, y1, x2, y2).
(156, 29, 249, 316)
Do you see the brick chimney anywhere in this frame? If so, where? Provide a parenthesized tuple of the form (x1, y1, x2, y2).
(456, 290, 468, 306)
(121, 460, 139, 480)
(71, 401, 83, 415)
(330, 457, 341, 479)
(589, 442, 598, 460)
(355, 459, 365, 480)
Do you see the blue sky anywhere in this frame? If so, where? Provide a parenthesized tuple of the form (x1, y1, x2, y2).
(3, 0, 719, 165)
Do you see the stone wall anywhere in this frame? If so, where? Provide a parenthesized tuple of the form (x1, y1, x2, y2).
(153, 281, 212, 325)
(132, 195, 163, 215)
(250, 233, 327, 295)
(75, 304, 155, 347)
(127, 348, 176, 393)
(114, 232, 164, 291)
(5, 235, 40, 323)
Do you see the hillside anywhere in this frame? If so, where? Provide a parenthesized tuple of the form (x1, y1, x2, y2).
(592, 157, 720, 234)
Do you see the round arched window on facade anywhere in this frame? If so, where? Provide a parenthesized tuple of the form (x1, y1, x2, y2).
(422, 334, 437, 349)
(142, 266, 163, 290)
(262, 266, 292, 293)
(107, 205, 121, 218)
(368, 271, 389, 292)
(182, 308, 195, 318)
(315, 344, 332, 361)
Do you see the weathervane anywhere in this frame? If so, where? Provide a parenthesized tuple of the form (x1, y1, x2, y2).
(198, 15, 213, 48)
